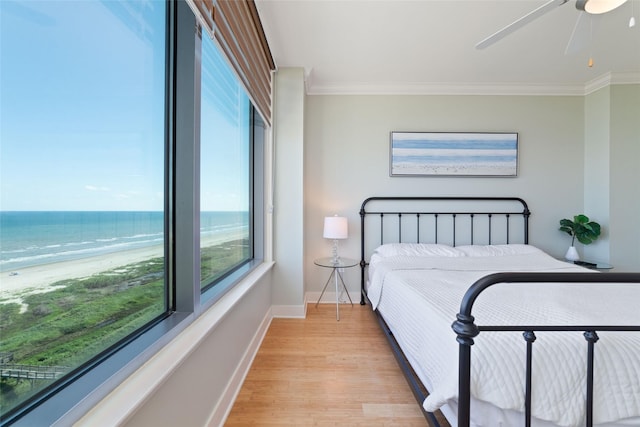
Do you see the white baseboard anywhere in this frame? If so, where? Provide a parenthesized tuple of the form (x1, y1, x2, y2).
(208, 308, 273, 427)
(271, 304, 306, 318)
(269, 290, 361, 318)
(305, 290, 360, 306)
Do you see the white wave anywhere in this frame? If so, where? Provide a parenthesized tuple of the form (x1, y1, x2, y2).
(123, 232, 164, 240)
(0, 237, 165, 270)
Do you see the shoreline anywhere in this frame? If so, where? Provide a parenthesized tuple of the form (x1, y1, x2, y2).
(0, 230, 245, 303)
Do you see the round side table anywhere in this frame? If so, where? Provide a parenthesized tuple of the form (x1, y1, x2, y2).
(314, 257, 358, 321)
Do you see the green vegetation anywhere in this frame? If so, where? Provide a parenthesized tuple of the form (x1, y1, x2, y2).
(0, 259, 165, 412)
(200, 238, 250, 287)
(0, 238, 249, 415)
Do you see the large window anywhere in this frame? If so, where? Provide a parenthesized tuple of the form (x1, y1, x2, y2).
(0, 0, 168, 420)
(199, 34, 252, 290)
(0, 1, 266, 424)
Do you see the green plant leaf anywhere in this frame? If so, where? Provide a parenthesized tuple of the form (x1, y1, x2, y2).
(559, 226, 573, 235)
(577, 234, 591, 245)
(559, 219, 575, 235)
(558, 214, 601, 245)
(574, 214, 589, 224)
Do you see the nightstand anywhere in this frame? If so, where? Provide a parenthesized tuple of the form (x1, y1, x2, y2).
(571, 260, 613, 271)
(314, 257, 358, 320)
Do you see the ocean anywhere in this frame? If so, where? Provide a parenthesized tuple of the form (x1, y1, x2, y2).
(0, 211, 248, 272)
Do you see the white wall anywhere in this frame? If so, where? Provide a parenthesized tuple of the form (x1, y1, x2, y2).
(583, 84, 640, 271)
(304, 94, 588, 295)
(609, 84, 640, 271)
(584, 87, 611, 264)
(271, 68, 306, 315)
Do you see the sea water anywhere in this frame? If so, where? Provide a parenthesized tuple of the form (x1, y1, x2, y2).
(0, 211, 247, 272)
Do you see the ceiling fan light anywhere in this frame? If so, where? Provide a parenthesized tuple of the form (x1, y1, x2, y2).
(577, 0, 629, 14)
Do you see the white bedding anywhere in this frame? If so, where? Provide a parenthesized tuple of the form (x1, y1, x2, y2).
(367, 245, 640, 427)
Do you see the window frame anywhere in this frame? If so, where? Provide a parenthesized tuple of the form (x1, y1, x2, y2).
(3, 1, 266, 425)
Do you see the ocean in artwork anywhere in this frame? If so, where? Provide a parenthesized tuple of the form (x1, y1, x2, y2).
(0, 211, 248, 272)
(391, 133, 518, 176)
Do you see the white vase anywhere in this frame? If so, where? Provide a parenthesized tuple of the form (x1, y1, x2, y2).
(565, 246, 580, 262)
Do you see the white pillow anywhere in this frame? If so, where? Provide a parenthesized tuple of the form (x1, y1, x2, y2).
(456, 244, 543, 257)
(373, 243, 466, 258)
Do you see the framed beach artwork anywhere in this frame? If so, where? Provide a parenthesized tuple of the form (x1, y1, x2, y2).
(390, 131, 518, 177)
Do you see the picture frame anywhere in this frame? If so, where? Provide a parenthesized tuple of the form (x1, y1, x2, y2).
(390, 131, 518, 177)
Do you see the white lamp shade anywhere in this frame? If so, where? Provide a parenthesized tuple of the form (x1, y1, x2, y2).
(323, 216, 348, 239)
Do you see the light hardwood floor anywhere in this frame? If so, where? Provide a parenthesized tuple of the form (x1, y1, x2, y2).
(224, 303, 434, 426)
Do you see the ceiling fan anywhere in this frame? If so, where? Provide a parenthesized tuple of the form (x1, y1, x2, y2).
(476, 0, 631, 50)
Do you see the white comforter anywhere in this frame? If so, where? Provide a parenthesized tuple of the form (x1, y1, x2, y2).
(368, 250, 640, 427)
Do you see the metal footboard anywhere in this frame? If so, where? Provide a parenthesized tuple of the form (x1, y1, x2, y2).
(452, 272, 640, 427)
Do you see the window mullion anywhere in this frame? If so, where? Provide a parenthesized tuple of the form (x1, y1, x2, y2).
(174, 0, 201, 312)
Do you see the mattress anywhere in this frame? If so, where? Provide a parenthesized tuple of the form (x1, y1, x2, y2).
(367, 243, 640, 427)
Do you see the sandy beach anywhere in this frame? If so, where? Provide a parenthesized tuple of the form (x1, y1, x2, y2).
(0, 245, 164, 301)
(0, 229, 245, 303)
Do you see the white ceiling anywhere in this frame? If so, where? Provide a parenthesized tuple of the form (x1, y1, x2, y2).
(254, 0, 640, 95)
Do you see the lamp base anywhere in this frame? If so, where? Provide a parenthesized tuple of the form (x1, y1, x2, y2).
(331, 239, 340, 264)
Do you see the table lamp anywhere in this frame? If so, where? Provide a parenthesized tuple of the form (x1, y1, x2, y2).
(323, 215, 348, 263)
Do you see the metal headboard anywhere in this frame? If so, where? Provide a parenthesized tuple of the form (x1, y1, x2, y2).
(359, 196, 531, 305)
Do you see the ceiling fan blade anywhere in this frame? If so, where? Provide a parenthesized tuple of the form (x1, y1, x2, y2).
(476, 0, 570, 49)
(565, 12, 601, 55)
(565, 12, 588, 54)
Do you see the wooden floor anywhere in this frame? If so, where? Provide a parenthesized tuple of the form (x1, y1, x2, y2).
(224, 303, 434, 426)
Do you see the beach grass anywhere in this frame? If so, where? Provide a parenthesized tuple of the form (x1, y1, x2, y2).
(0, 238, 249, 414)
(200, 239, 251, 286)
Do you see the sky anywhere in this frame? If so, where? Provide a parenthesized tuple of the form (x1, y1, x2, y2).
(200, 33, 251, 213)
(0, 0, 248, 212)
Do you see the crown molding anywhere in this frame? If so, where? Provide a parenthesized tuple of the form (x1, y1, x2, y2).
(584, 71, 640, 94)
(304, 71, 640, 96)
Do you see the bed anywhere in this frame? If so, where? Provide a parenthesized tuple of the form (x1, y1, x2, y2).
(358, 196, 640, 427)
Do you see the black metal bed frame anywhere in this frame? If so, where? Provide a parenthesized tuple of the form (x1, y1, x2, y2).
(359, 196, 640, 427)
(359, 196, 532, 306)
(452, 272, 640, 427)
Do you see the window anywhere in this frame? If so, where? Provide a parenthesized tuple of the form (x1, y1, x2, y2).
(0, 0, 168, 421)
(0, 1, 268, 424)
(199, 35, 252, 290)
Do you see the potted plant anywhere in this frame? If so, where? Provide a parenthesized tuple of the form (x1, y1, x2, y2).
(559, 214, 601, 261)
